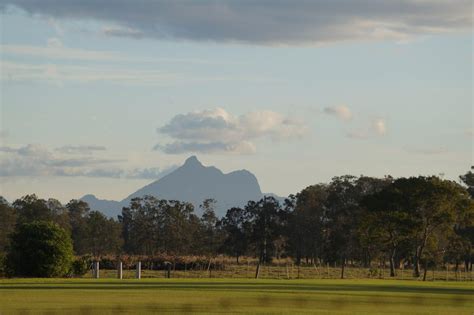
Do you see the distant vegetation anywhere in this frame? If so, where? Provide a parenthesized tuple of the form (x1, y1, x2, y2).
(0, 170, 473, 279)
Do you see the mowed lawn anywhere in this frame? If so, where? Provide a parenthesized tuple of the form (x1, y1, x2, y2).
(0, 278, 472, 314)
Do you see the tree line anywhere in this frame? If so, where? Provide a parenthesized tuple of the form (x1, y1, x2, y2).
(1, 171, 473, 279)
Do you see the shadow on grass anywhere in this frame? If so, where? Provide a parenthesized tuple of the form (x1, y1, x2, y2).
(1, 281, 473, 296)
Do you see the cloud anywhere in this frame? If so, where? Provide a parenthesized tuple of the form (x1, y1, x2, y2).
(324, 105, 353, 121)
(125, 166, 178, 179)
(372, 118, 387, 136)
(1, 39, 122, 61)
(156, 141, 257, 155)
(346, 118, 387, 139)
(403, 146, 449, 155)
(0, 144, 167, 179)
(1, 61, 179, 86)
(156, 108, 306, 154)
(102, 27, 144, 39)
(55, 145, 107, 154)
(1, 1, 470, 45)
(1, 60, 274, 86)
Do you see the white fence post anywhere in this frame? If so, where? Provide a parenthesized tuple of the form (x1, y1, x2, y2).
(136, 261, 141, 279)
(94, 261, 100, 279)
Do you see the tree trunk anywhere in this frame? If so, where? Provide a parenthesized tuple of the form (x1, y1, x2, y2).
(340, 257, 345, 279)
(255, 262, 261, 279)
(389, 248, 397, 277)
(422, 261, 428, 281)
(413, 246, 423, 277)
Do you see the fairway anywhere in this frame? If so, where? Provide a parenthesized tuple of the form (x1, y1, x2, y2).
(0, 279, 472, 314)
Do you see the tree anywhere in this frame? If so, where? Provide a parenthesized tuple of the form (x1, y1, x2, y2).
(381, 177, 471, 278)
(199, 199, 221, 256)
(246, 197, 282, 263)
(66, 199, 90, 255)
(13, 194, 52, 224)
(0, 197, 16, 254)
(287, 185, 328, 266)
(120, 196, 197, 256)
(13, 195, 70, 232)
(460, 168, 474, 197)
(324, 176, 391, 278)
(219, 207, 250, 263)
(85, 211, 122, 257)
(362, 184, 414, 276)
(6, 221, 73, 277)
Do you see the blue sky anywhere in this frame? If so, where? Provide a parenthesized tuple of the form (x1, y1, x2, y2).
(0, 1, 472, 202)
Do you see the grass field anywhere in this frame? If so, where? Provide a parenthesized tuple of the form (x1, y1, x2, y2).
(0, 278, 472, 314)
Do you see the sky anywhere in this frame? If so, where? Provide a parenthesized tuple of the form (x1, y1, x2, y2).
(0, 0, 472, 203)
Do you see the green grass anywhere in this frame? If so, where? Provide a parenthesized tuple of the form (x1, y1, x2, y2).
(0, 278, 472, 314)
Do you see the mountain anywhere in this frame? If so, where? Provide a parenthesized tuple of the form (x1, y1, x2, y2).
(80, 194, 122, 218)
(81, 156, 275, 218)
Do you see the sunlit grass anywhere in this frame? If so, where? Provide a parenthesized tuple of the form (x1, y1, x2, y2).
(0, 278, 472, 314)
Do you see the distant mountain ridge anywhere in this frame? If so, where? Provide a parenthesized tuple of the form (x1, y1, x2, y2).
(81, 156, 283, 218)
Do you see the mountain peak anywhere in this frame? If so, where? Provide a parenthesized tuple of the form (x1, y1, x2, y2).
(183, 155, 202, 167)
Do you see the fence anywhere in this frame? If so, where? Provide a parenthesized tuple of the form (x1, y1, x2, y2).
(85, 258, 473, 281)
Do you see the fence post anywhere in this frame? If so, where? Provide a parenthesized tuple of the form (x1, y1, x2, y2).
(167, 263, 171, 278)
(136, 261, 141, 279)
(117, 261, 123, 279)
(94, 261, 100, 279)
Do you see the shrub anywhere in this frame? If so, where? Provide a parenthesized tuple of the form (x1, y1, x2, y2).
(6, 221, 73, 277)
(0, 252, 5, 276)
(71, 255, 91, 277)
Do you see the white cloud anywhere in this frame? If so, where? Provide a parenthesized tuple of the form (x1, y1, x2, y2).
(346, 118, 387, 139)
(372, 118, 387, 136)
(323, 105, 353, 121)
(0, 144, 166, 179)
(1, 1, 470, 45)
(1, 60, 275, 86)
(1, 61, 181, 86)
(55, 145, 107, 154)
(156, 108, 307, 154)
(1, 40, 122, 61)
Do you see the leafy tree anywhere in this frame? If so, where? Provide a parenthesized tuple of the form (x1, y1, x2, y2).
(219, 207, 250, 263)
(13, 194, 52, 224)
(287, 185, 328, 265)
(120, 196, 162, 255)
(120, 196, 197, 256)
(0, 197, 16, 254)
(382, 177, 471, 277)
(199, 199, 221, 256)
(362, 184, 414, 276)
(6, 221, 73, 277)
(85, 211, 123, 257)
(246, 197, 282, 263)
(460, 167, 474, 197)
(13, 195, 70, 232)
(66, 199, 90, 255)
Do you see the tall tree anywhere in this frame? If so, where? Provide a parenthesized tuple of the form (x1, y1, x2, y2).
(199, 199, 221, 256)
(287, 185, 328, 265)
(246, 197, 282, 263)
(66, 199, 90, 255)
(85, 211, 123, 257)
(0, 197, 16, 254)
(219, 207, 250, 263)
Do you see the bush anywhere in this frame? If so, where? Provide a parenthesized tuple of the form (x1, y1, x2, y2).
(6, 221, 73, 277)
(0, 252, 5, 276)
(71, 255, 91, 277)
